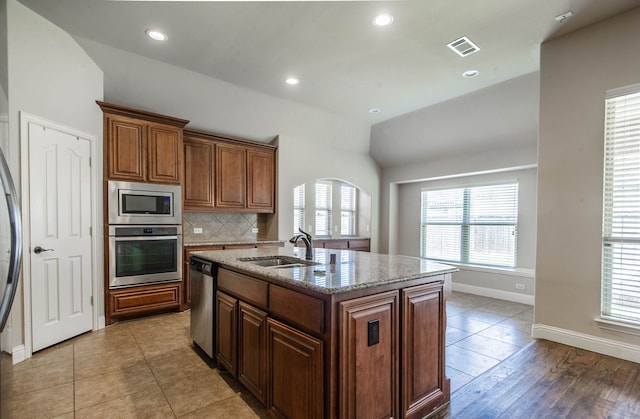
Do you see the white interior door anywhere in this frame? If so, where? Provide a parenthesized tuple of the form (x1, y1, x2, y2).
(28, 122, 93, 352)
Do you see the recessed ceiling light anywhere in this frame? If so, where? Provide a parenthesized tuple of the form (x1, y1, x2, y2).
(285, 77, 299, 85)
(368, 108, 381, 114)
(145, 29, 167, 41)
(373, 13, 393, 26)
(462, 70, 479, 78)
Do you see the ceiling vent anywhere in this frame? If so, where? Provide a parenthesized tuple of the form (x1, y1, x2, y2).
(447, 36, 480, 57)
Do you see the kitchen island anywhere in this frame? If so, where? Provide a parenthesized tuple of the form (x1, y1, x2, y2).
(192, 246, 457, 419)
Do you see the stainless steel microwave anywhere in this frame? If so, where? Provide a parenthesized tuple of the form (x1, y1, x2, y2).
(108, 180, 182, 225)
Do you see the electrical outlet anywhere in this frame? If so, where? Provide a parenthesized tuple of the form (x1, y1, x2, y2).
(367, 319, 380, 346)
(515, 283, 525, 290)
(193, 227, 203, 234)
(251, 227, 259, 233)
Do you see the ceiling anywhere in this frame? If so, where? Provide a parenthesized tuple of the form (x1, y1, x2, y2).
(17, 0, 640, 126)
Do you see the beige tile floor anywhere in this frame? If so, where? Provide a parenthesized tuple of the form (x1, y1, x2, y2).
(1, 292, 533, 418)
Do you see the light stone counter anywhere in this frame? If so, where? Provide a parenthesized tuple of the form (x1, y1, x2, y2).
(192, 246, 457, 295)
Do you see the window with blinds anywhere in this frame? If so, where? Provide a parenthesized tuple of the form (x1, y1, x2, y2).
(315, 181, 332, 237)
(420, 183, 519, 268)
(293, 184, 305, 234)
(602, 84, 640, 324)
(341, 184, 356, 236)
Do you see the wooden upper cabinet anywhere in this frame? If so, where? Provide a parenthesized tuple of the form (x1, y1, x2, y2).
(147, 123, 183, 184)
(107, 115, 146, 181)
(183, 128, 277, 213)
(247, 148, 275, 211)
(184, 137, 215, 210)
(98, 101, 188, 185)
(216, 143, 247, 209)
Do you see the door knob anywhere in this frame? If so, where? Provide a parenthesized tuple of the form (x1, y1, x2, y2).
(33, 246, 53, 254)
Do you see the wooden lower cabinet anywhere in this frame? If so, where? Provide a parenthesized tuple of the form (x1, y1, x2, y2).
(296, 238, 371, 252)
(339, 291, 399, 419)
(267, 318, 324, 419)
(211, 266, 448, 419)
(401, 283, 449, 419)
(238, 302, 268, 404)
(107, 282, 181, 323)
(216, 291, 238, 375)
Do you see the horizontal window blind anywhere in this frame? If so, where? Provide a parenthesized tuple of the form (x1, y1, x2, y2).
(341, 184, 356, 236)
(293, 184, 305, 234)
(602, 85, 640, 323)
(315, 181, 332, 237)
(421, 183, 519, 268)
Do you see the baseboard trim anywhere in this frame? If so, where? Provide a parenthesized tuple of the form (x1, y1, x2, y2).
(452, 282, 534, 305)
(11, 345, 26, 365)
(97, 315, 106, 330)
(532, 323, 640, 363)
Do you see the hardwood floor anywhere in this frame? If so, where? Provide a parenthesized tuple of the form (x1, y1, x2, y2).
(434, 339, 640, 418)
(2, 292, 639, 418)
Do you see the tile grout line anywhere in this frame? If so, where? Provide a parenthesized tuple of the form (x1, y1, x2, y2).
(131, 322, 180, 418)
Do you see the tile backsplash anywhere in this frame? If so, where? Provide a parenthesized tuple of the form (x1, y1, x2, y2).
(183, 212, 260, 244)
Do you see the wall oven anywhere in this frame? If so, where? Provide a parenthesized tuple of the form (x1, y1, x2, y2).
(108, 225, 182, 289)
(108, 180, 182, 225)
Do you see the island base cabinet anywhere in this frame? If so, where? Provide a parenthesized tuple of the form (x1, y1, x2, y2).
(267, 318, 323, 419)
(216, 291, 238, 375)
(238, 302, 268, 404)
(401, 283, 450, 419)
(339, 291, 399, 419)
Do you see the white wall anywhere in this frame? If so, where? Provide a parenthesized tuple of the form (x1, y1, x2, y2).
(534, 7, 640, 361)
(396, 168, 537, 300)
(6, 0, 103, 354)
(373, 73, 539, 302)
(73, 37, 381, 250)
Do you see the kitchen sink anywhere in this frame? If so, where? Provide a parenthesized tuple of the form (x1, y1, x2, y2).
(237, 256, 319, 268)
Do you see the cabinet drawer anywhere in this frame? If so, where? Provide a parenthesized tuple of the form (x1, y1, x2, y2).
(109, 283, 181, 317)
(269, 285, 325, 335)
(218, 268, 268, 309)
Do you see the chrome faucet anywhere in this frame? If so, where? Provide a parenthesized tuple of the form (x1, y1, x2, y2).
(289, 228, 313, 260)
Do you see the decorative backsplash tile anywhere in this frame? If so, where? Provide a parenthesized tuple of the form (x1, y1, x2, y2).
(183, 212, 259, 244)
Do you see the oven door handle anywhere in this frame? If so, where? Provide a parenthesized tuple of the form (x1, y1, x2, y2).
(111, 235, 179, 241)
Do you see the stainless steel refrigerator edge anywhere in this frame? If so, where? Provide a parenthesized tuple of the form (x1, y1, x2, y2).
(1, 0, 24, 411)
(190, 256, 215, 359)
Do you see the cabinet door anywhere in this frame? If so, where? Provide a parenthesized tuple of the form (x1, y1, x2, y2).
(238, 302, 267, 404)
(247, 148, 275, 212)
(267, 318, 323, 419)
(107, 283, 181, 324)
(215, 143, 247, 209)
(184, 138, 215, 209)
(106, 115, 146, 181)
(147, 122, 183, 184)
(216, 291, 238, 376)
(401, 283, 448, 419)
(339, 291, 399, 419)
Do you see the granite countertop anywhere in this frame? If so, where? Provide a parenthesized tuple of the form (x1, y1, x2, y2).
(191, 247, 457, 295)
(184, 240, 284, 247)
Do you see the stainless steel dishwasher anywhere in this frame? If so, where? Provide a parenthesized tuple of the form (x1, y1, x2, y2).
(190, 256, 215, 359)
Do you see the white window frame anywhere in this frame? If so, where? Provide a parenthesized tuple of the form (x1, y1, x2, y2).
(600, 83, 640, 326)
(420, 182, 519, 268)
